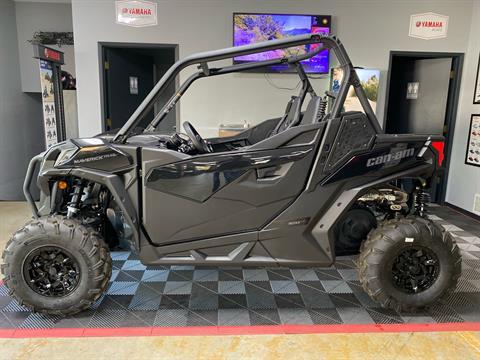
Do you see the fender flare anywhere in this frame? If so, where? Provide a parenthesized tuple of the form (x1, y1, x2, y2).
(311, 163, 434, 262)
(32, 165, 140, 251)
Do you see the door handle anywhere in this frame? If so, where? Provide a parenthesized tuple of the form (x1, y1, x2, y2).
(256, 166, 278, 179)
(256, 162, 293, 181)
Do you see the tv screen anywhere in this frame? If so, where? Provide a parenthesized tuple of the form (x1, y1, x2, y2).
(233, 13, 331, 74)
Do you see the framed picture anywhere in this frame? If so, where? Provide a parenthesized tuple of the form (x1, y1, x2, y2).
(330, 67, 381, 114)
(475, 53, 480, 104)
(465, 114, 480, 167)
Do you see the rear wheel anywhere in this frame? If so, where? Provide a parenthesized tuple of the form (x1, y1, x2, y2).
(335, 208, 377, 256)
(1, 216, 112, 316)
(358, 216, 461, 311)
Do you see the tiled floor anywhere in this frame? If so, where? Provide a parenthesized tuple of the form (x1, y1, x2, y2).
(430, 204, 480, 237)
(0, 205, 479, 330)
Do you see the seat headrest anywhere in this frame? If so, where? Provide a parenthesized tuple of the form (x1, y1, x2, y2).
(300, 96, 325, 125)
(271, 96, 303, 135)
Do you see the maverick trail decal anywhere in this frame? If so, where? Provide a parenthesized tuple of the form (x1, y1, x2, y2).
(366, 148, 415, 167)
(73, 152, 118, 164)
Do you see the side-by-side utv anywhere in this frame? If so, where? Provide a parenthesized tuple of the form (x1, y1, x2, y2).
(2, 34, 461, 315)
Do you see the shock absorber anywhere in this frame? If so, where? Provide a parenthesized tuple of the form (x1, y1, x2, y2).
(318, 97, 328, 120)
(67, 181, 84, 218)
(414, 187, 431, 218)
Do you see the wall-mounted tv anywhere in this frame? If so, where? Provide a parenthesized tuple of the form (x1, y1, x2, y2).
(233, 13, 331, 74)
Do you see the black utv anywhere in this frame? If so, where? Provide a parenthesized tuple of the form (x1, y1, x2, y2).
(2, 34, 461, 316)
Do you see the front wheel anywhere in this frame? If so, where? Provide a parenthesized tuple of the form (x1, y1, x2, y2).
(1, 216, 112, 316)
(358, 216, 461, 312)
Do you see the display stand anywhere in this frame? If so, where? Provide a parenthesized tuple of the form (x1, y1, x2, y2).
(33, 44, 66, 149)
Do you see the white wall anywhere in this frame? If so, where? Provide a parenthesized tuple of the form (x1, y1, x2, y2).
(14, 1, 75, 92)
(445, 1, 480, 214)
(72, 0, 474, 137)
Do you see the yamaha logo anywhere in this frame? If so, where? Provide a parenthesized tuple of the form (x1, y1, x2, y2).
(415, 20, 444, 28)
(366, 148, 415, 167)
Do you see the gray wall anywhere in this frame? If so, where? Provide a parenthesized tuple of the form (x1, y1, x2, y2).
(15, 1, 74, 92)
(69, 0, 478, 213)
(0, 0, 44, 200)
(445, 0, 480, 214)
(72, 0, 474, 138)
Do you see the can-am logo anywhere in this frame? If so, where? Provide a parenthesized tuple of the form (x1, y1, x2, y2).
(366, 148, 415, 167)
(409, 13, 449, 40)
(116, 0, 157, 27)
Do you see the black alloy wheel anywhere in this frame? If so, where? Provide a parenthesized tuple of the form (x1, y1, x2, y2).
(23, 246, 81, 297)
(390, 246, 439, 294)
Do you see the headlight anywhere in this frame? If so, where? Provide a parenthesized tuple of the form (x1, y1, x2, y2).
(55, 143, 79, 166)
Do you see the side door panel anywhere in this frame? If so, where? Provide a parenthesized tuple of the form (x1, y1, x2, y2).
(142, 126, 322, 246)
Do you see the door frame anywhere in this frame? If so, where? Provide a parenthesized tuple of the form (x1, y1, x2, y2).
(98, 42, 179, 133)
(383, 51, 464, 203)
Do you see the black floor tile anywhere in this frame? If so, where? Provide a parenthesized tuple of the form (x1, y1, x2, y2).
(249, 309, 280, 325)
(267, 269, 293, 280)
(218, 269, 243, 281)
(159, 294, 190, 309)
(274, 294, 305, 308)
(167, 270, 194, 281)
(218, 294, 248, 309)
(0, 206, 478, 329)
(186, 310, 217, 326)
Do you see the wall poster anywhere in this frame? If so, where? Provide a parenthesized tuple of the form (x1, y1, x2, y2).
(39, 60, 58, 148)
(466, 114, 480, 167)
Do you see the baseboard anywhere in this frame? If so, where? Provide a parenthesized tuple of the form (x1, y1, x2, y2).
(444, 202, 480, 222)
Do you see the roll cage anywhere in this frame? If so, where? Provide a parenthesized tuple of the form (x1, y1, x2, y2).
(112, 33, 382, 143)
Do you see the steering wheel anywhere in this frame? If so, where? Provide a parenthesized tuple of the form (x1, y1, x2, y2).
(183, 121, 212, 154)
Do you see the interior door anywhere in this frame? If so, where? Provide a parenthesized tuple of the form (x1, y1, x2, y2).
(141, 127, 321, 245)
(104, 48, 154, 131)
(385, 55, 455, 202)
(386, 56, 452, 135)
(408, 58, 452, 134)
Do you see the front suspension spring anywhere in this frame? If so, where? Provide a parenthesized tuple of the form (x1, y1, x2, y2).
(66, 181, 84, 218)
(414, 188, 431, 218)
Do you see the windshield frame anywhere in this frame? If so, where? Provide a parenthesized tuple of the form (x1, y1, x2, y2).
(112, 34, 381, 143)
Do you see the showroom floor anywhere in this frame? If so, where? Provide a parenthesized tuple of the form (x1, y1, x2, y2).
(0, 201, 480, 359)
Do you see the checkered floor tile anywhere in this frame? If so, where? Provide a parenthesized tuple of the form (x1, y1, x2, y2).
(0, 206, 479, 329)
